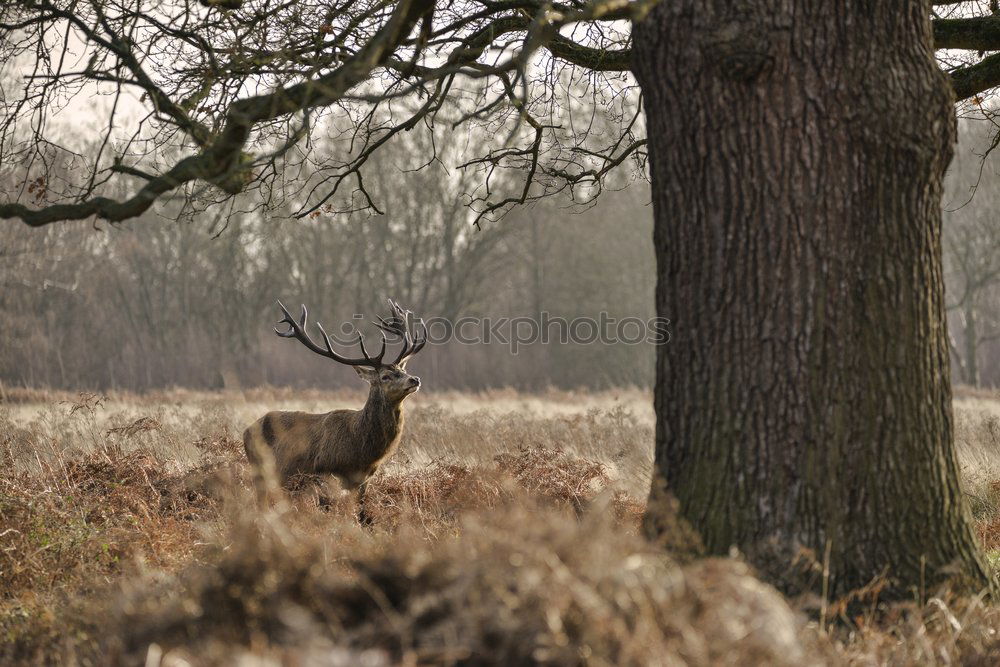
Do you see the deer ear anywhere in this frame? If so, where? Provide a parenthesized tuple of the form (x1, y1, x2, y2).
(354, 366, 377, 383)
(397, 357, 409, 371)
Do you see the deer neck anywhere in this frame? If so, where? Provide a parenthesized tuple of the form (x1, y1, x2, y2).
(357, 383, 404, 456)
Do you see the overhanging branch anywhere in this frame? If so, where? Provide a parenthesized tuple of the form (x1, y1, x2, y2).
(950, 52, 1000, 101)
(0, 156, 204, 227)
(547, 34, 629, 71)
(934, 17, 1000, 51)
(1, 0, 433, 227)
(0, 0, 651, 227)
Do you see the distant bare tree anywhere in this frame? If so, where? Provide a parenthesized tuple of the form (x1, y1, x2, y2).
(0, 139, 655, 391)
(944, 207, 1000, 387)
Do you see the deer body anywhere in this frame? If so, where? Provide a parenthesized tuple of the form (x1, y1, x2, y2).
(244, 383, 406, 489)
(244, 299, 426, 519)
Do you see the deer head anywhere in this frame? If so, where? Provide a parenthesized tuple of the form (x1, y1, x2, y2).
(275, 299, 427, 402)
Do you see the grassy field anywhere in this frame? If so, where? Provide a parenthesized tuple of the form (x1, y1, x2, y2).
(5, 386, 1000, 664)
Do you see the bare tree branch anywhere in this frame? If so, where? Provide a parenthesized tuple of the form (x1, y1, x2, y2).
(0, 0, 652, 227)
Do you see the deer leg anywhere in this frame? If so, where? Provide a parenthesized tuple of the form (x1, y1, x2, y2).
(244, 432, 282, 509)
(339, 473, 373, 525)
(357, 478, 373, 526)
(312, 476, 337, 511)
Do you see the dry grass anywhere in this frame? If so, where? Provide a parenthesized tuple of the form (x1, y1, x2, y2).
(5, 387, 1000, 664)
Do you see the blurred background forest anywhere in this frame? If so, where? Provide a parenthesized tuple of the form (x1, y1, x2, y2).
(9, 119, 1000, 393)
(0, 126, 655, 392)
(945, 120, 1000, 389)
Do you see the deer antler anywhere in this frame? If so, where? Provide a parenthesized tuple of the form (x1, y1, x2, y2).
(374, 298, 428, 366)
(275, 301, 387, 367)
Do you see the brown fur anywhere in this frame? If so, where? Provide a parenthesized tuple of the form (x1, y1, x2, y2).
(244, 364, 420, 509)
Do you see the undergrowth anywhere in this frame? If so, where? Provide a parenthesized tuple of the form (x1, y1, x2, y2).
(4, 391, 1000, 665)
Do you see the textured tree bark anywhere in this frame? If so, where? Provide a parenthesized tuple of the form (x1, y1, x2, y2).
(633, 2, 994, 596)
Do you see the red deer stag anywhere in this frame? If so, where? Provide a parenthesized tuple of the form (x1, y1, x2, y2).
(244, 299, 426, 521)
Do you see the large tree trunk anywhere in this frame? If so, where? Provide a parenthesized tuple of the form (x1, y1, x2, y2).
(633, 2, 993, 596)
